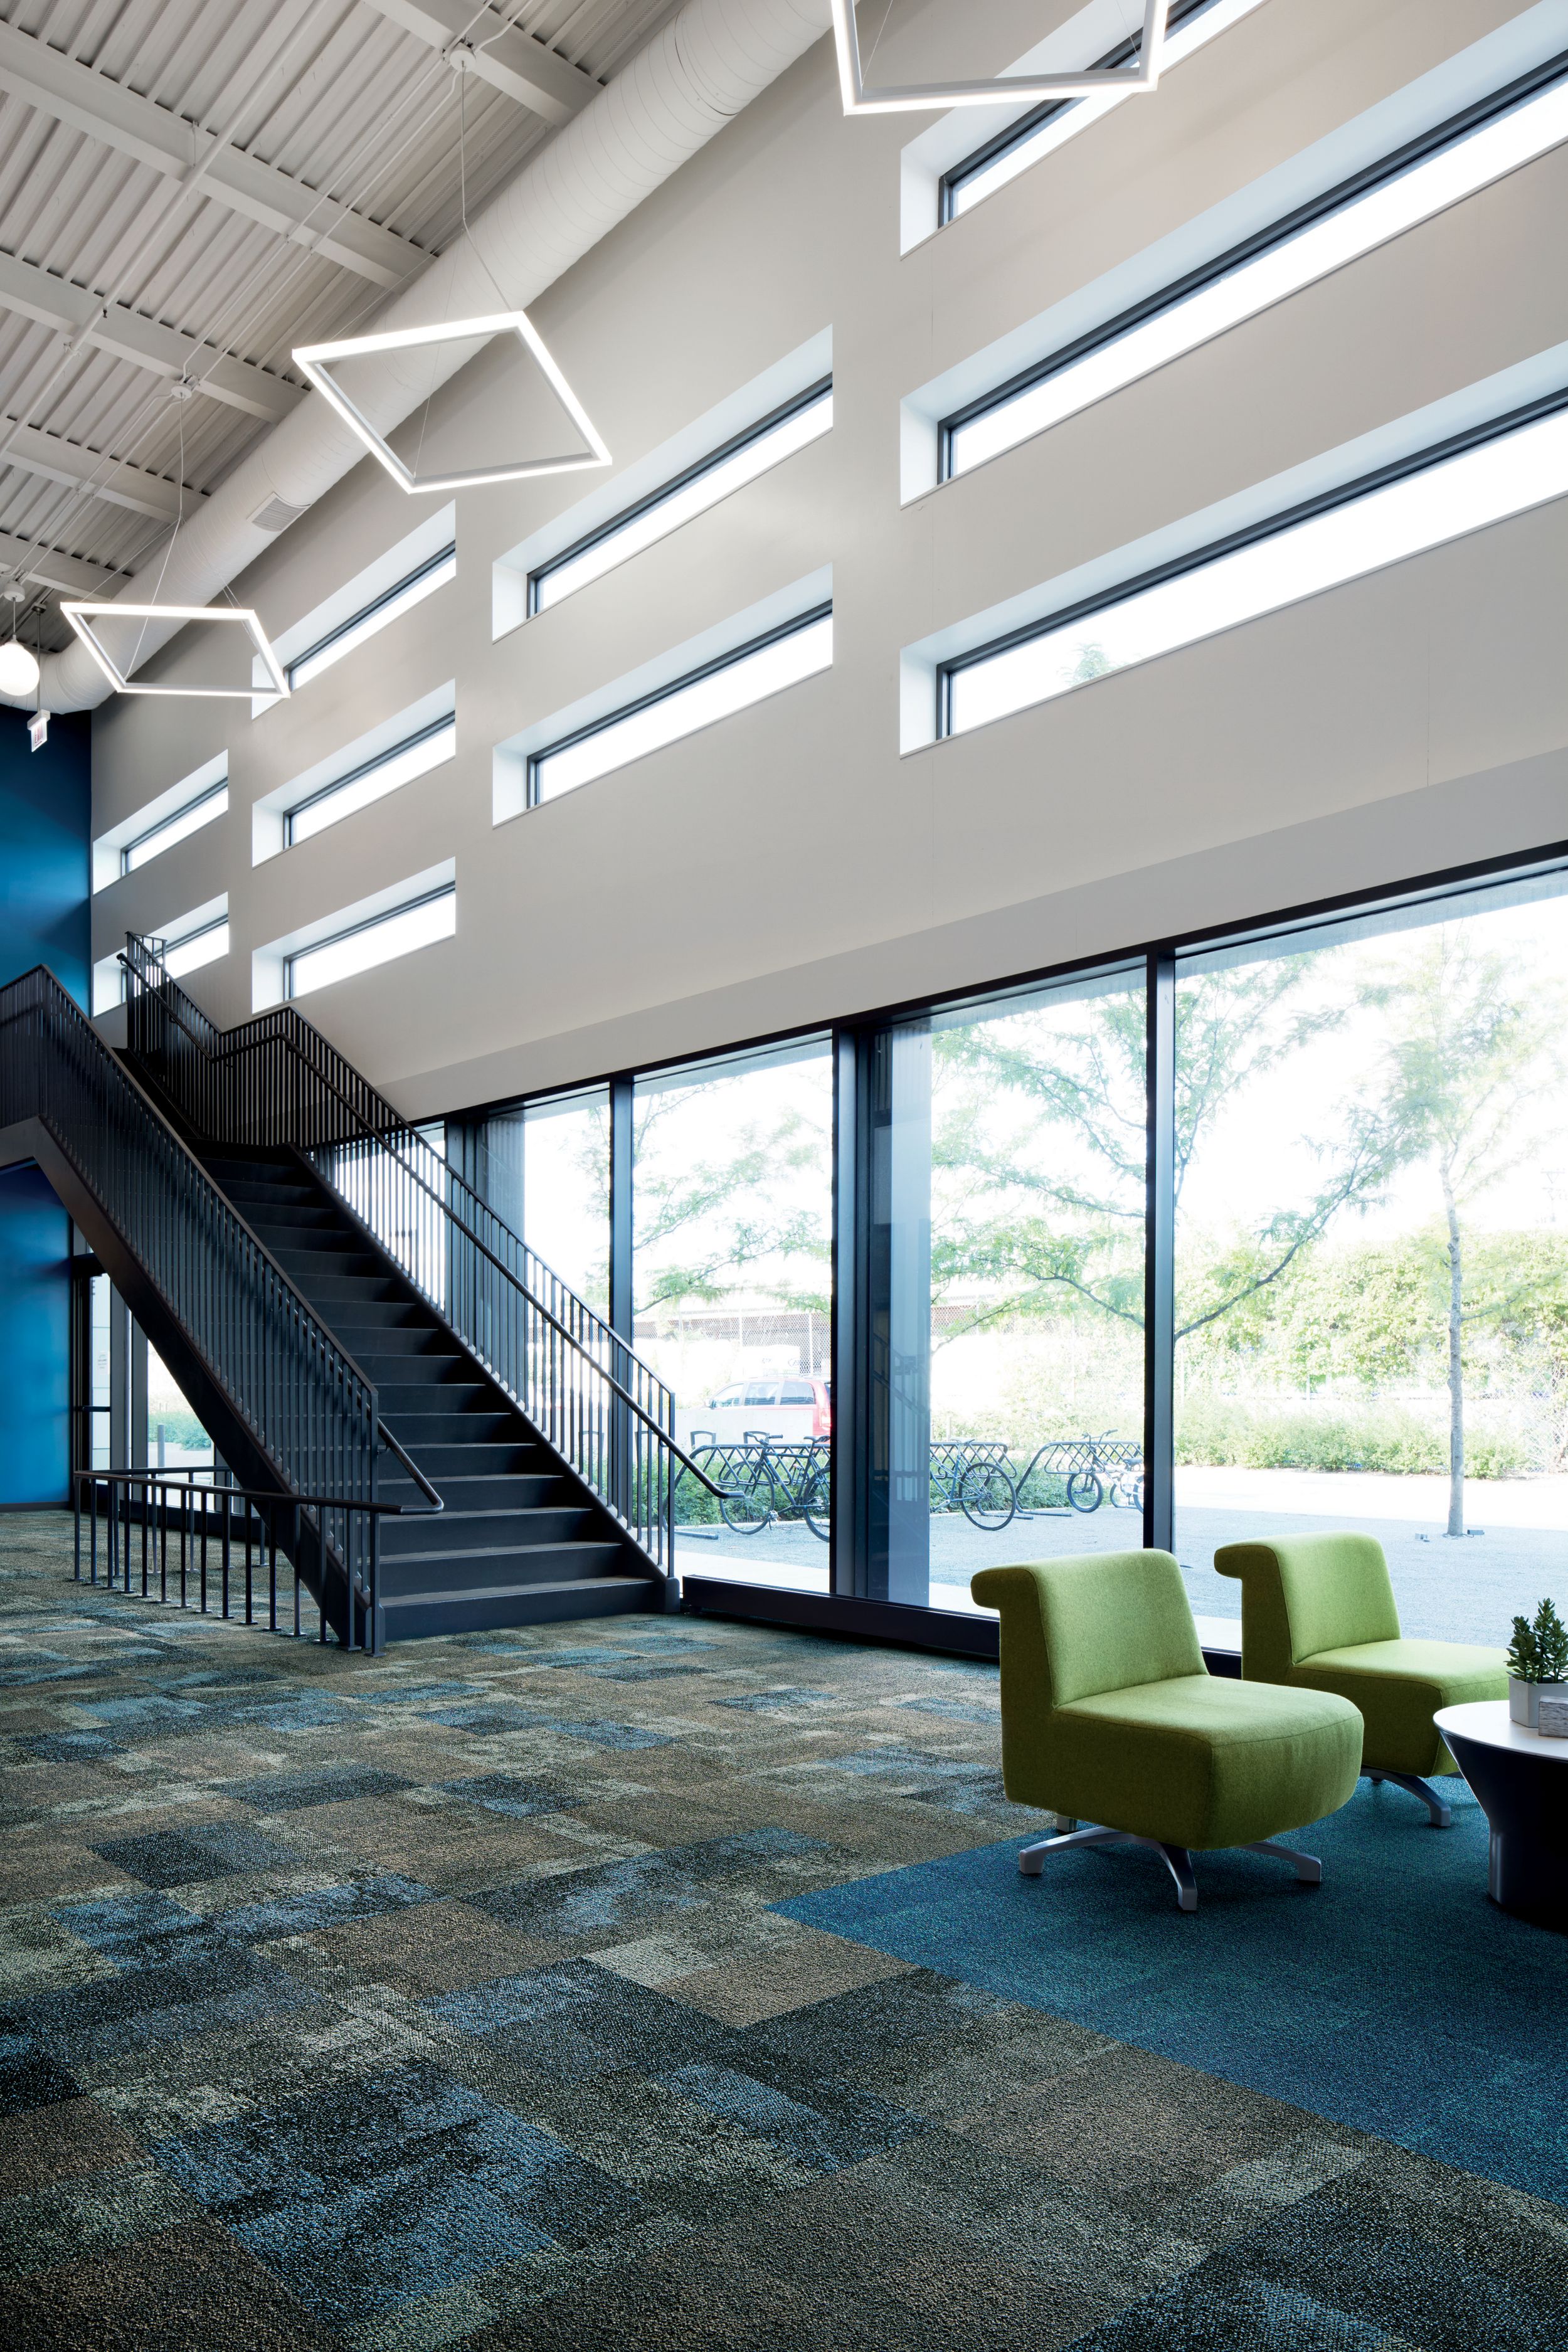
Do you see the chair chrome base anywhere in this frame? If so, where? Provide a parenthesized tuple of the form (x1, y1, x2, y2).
(1364, 1768, 1452, 1828)
(1018, 1824, 1323, 1913)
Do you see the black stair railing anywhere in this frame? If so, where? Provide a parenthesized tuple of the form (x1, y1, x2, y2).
(122, 936, 730, 1577)
(0, 962, 425, 1643)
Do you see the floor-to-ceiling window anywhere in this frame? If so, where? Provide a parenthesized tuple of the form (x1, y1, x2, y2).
(504, 1088, 612, 1321)
(86, 1271, 112, 1471)
(1173, 872, 1568, 1644)
(467, 850, 1567, 1653)
(146, 1343, 215, 1473)
(633, 1039, 833, 1589)
(846, 968, 1148, 1615)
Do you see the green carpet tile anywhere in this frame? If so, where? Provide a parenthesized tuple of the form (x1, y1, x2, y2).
(0, 1511, 1562, 2351)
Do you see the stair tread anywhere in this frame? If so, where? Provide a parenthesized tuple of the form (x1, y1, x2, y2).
(384, 1537, 622, 1561)
(382, 1574, 656, 1609)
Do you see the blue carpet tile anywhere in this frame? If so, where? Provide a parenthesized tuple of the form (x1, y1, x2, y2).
(1, 1508, 1565, 2349)
(779, 1781, 1568, 2204)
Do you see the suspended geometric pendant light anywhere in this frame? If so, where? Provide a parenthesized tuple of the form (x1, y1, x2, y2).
(292, 311, 612, 497)
(55, 388, 287, 702)
(60, 601, 289, 701)
(830, 0, 1170, 113)
(0, 587, 40, 697)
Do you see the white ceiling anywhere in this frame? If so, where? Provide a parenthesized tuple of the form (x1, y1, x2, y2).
(0, 0, 682, 647)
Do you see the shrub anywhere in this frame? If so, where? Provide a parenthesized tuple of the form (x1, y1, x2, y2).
(1174, 1397, 1533, 1478)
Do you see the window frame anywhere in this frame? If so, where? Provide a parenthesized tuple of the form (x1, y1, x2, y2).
(283, 884, 457, 1002)
(526, 601, 834, 805)
(283, 714, 457, 849)
(285, 543, 457, 691)
(443, 837, 1568, 1661)
(160, 916, 230, 980)
(936, 385, 1568, 738)
(938, 0, 1219, 225)
(526, 379, 833, 615)
(938, 51, 1568, 482)
(120, 781, 229, 876)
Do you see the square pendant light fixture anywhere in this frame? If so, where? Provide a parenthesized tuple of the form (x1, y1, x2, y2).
(293, 312, 612, 495)
(60, 601, 289, 701)
(830, 0, 1170, 114)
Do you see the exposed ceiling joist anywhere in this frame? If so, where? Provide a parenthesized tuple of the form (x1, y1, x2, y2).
(0, 418, 189, 521)
(359, 1, 597, 124)
(0, 526, 120, 596)
(0, 21, 422, 290)
(0, 253, 304, 425)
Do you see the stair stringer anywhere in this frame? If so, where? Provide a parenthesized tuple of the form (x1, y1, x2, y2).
(0, 1113, 363, 1640)
(276, 1143, 672, 1613)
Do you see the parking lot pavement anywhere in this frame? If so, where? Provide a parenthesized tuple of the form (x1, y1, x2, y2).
(679, 1472, 1568, 1646)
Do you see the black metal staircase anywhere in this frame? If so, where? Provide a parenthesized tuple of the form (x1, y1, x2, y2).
(114, 930, 733, 1643)
(202, 1145, 657, 1636)
(0, 941, 729, 1650)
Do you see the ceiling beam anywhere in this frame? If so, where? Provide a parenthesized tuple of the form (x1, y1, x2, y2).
(0, 253, 304, 424)
(0, 419, 189, 521)
(0, 22, 421, 290)
(0, 525, 120, 596)
(360, 0, 596, 125)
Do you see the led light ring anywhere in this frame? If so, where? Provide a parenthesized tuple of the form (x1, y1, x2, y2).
(830, 0, 1169, 115)
(60, 602, 289, 701)
(293, 312, 612, 497)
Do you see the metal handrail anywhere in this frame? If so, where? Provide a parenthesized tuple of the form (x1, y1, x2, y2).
(121, 938, 735, 1570)
(1, 963, 388, 1637)
(122, 939, 643, 1379)
(75, 1459, 440, 1648)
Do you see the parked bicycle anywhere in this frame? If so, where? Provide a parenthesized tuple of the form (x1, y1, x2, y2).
(931, 1438, 1015, 1530)
(682, 1433, 832, 1540)
(953, 1431, 1145, 1530)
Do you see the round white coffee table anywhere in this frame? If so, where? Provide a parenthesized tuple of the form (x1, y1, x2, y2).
(1434, 1700, 1568, 1928)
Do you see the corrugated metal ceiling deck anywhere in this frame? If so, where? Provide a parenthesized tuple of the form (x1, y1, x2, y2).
(0, 0, 681, 645)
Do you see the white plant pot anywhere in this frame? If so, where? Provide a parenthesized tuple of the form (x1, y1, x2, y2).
(1509, 1677, 1561, 1729)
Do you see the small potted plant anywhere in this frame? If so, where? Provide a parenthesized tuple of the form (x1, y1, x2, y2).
(1505, 1597, 1568, 1729)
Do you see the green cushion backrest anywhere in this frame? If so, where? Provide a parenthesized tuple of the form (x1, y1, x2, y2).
(972, 1552, 1204, 1711)
(1213, 1532, 1400, 1677)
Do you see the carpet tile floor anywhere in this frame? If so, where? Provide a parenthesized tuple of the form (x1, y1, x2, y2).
(0, 1510, 1564, 2349)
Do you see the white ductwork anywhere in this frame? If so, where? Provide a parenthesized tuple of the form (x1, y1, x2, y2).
(21, 0, 831, 711)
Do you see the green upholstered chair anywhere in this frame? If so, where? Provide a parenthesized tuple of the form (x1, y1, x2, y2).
(1214, 1531, 1508, 1828)
(970, 1550, 1361, 1912)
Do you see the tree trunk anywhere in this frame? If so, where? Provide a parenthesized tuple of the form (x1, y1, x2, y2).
(1443, 1171, 1465, 1537)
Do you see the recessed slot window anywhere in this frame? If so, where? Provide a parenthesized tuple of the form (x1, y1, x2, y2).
(941, 393, 1568, 739)
(529, 606, 832, 804)
(162, 918, 229, 980)
(121, 781, 228, 875)
(285, 716, 457, 848)
(944, 57, 1568, 480)
(285, 887, 456, 1000)
(941, 0, 1259, 225)
(529, 382, 833, 614)
(287, 544, 457, 691)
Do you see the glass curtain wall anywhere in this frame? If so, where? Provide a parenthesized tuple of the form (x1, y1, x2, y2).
(500, 1088, 612, 1321)
(632, 1039, 833, 1590)
(470, 850, 1567, 1653)
(146, 1345, 215, 1471)
(1173, 871, 1568, 1645)
(87, 1271, 112, 1470)
(849, 967, 1148, 1614)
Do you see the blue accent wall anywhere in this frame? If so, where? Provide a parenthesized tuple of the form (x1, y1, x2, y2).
(0, 705, 90, 1003)
(0, 704, 91, 1503)
(0, 1162, 71, 1504)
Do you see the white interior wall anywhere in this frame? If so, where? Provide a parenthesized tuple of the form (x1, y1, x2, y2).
(90, 0, 1568, 1119)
